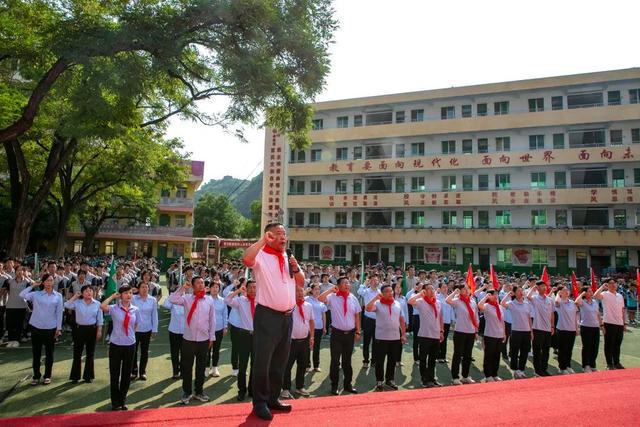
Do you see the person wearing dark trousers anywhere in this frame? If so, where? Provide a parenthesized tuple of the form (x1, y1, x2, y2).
(101, 285, 140, 411)
(367, 285, 407, 392)
(243, 224, 305, 421)
(19, 274, 63, 385)
(357, 274, 381, 368)
(305, 284, 327, 371)
(206, 282, 227, 378)
(169, 277, 216, 405)
(408, 284, 444, 387)
(65, 285, 103, 383)
(319, 277, 362, 396)
(594, 279, 626, 369)
(436, 283, 452, 363)
(575, 286, 601, 372)
(446, 284, 479, 385)
(527, 281, 554, 377)
(478, 290, 505, 382)
(405, 281, 423, 364)
(554, 286, 579, 374)
(1, 265, 31, 348)
(162, 296, 185, 379)
(501, 286, 532, 379)
(225, 281, 257, 401)
(132, 283, 158, 380)
(282, 287, 314, 398)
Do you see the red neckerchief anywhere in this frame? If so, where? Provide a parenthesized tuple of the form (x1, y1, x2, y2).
(424, 296, 438, 318)
(296, 298, 305, 322)
(336, 290, 350, 315)
(263, 245, 285, 277)
(459, 294, 478, 330)
(120, 305, 130, 336)
(380, 297, 394, 316)
(487, 300, 502, 322)
(187, 290, 205, 326)
(247, 295, 256, 319)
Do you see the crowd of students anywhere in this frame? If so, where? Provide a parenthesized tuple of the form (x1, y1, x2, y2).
(0, 256, 637, 411)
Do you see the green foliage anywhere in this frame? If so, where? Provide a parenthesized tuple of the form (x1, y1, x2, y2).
(241, 200, 261, 238)
(193, 193, 245, 238)
(195, 172, 262, 217)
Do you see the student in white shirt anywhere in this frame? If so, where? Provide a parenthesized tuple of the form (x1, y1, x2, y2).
(281, 286, 314, 398)
(206, 281, 228, 378)
(594, 278, 626, 369)
(305, 283, 327, 372)
(366, 284, 407, 391)
(162, 293, 185, 379)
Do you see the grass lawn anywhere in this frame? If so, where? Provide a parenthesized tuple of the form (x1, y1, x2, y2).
(1, 304, 639, 418)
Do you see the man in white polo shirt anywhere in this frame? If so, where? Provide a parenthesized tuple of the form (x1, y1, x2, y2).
(594, 277, 626, 370)
(243, 223, 305, 421)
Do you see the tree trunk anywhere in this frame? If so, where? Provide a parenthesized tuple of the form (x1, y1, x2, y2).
(82, 229, 98, 255)
(7, 209, 35, 259)
(53, 205, 71, 257)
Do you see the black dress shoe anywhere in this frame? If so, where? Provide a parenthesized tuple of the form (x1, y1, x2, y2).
(343, 386, 358, 394)
(615, 363, 625, 369)
(70, 380, 79, 384)
(330, 387, 339, 396)
(254, 405, 273, 421)
(237, 393, 245, 401)
(268, 400, 292, 412)
(120, 405, 128, 411)
(384, 381, 398, 390)
(111, 406, 121, 411)
(431, 380, 443, 387)
(84, 379, 92, 383)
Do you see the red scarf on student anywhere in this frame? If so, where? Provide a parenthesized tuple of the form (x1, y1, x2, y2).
(336, 290, 350, 315)
(296, 298, 305, 322)
(487, 300, 502, 321)
(263, 245, 285, 277)
(425, 296, 438, 319)
(120, 305, 130, 336)
(459, 294, 478, 330)
(247, 295, 256, 318)
(187, 291, 205, 326)
(380, 296, 394, 316)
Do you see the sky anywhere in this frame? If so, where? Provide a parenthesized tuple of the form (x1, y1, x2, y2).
(166, 0, 640, 186)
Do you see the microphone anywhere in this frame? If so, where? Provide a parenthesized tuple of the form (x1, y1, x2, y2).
(286, 249, 294, 278)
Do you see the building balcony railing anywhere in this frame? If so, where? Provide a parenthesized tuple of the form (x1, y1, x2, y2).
(158, 197, 194, 208)
(288, 225, 640, 247)
(68, 224, 194, 237)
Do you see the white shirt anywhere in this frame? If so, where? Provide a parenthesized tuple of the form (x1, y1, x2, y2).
(306, 296, 327, 330)
(373, 300, 404, 340)
(414, 299, 443, 339)
(601, 291, 624, 325)
(169, 288, 216, 342)
(292, 301, 313, 339)
(326, 293, 361, 331)
(211, 295, 228, 331)
(224, 294, 254, 332)
(358, 285, 381, 320)
(162, 299, 185, 334)
(132, 295, 158, 333)
(251, 249, 296, 312)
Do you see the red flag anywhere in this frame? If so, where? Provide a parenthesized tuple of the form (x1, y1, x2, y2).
(466, 263, 476, 295)
(541, 266, 550, 295)
(571, 271, 580, 299)
(636, 268, 640, 289)
(490, 264, 500, 290)
(590, 267, 597, 292)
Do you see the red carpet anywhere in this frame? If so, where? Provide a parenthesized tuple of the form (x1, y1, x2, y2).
(2, 369, 638, 426)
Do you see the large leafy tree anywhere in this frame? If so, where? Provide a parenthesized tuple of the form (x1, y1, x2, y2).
(0, 0, 337, 257)
(49, 132, 186, 257)
(193, 193, 245, 238)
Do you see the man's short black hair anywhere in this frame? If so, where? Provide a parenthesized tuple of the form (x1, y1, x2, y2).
(264, 222, 284, 233)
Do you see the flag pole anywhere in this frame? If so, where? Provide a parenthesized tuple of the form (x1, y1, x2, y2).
(178, 256, 184, 287)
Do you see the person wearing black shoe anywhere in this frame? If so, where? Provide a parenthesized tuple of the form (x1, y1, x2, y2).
(366, 285, 407, 392)
(575, 286, 601, 372)
(527, 281, 554, 377)
(436, 283, 452, 364)
(282, 286, 314, 398)
(101, 285, 140, 411)
(554, 286, 579, 375)
(243, 224, 305, 420)
(357, 274, 381, 368)
(594, 279, 626, 370)
(478, 290, 505, 382)
(408, 284, 443, 388)
(169, 276, 216, 405)
(162, 295, 185, 379)
(319, 277, 362, 396)
(64, 285, 103, 383)
(132, 281, 158, 380)
(225, 281, 256, 402)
